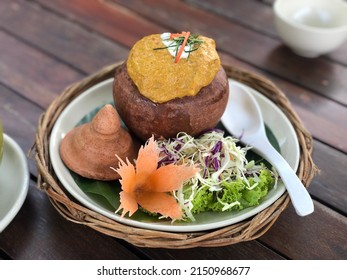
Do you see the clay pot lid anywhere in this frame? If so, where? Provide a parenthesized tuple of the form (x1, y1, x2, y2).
(60, 104, 134, 180)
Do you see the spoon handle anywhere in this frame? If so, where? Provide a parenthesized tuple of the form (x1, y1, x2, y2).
(254, 140, 314, 216)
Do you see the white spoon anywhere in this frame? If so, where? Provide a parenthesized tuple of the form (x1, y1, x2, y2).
(221, 82, 314, 216)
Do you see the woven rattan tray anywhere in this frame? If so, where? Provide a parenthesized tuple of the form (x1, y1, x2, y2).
(33, 62, 317, 248)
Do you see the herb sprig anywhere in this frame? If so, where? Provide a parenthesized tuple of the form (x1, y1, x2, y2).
(154, 32, 204, 63)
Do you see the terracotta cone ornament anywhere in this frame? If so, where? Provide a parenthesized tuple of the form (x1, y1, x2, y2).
(60, 104, 135, 180)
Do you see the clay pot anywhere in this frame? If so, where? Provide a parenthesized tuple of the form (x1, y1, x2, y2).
(113, 63, 229, 141)
(60, 104, 135, 180)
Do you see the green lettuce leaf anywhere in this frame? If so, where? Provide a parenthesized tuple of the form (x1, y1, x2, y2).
(191, 169, 276, 214)
(70, 171, 120, 210)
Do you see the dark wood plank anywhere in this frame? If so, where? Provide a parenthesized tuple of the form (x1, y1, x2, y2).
(133, 241, 285, 260)
(0, 30, 82, 108)
(0, 250, 11, 260)
(260, 201, 347, 259)
(104, 0, 347, 105)
(0, 0, 129, 74)
(32, 0, 164, 47)
(310, 141, 347, 215)
(186, 0, 278, 37)
(0, 84, 42, 175)
(260, 0, 275, 4)
(185, 0, 347, 65)
(0, 180, 140, 259)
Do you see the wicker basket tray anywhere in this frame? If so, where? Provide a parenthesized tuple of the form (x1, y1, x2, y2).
(33, 62, 317, 248)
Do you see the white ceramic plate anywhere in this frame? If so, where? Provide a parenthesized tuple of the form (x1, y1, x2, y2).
(0, 134, 29, 232)
(49, 78, 299, 232)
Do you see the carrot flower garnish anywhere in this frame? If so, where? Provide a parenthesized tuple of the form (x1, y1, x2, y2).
(114, 136, 199, 220)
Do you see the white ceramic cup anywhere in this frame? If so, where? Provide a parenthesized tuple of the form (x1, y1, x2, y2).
(274, 0, 347, 57)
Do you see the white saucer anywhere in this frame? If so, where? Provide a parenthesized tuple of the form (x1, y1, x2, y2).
(0, 134, 29, 232)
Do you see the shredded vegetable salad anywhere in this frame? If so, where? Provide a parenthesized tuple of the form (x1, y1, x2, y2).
(157, 130, 278, 221)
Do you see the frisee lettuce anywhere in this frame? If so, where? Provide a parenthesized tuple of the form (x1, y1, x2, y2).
(191, 169, 276, 214)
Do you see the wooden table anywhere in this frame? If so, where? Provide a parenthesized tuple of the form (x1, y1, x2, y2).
(0, 0, 346, 260)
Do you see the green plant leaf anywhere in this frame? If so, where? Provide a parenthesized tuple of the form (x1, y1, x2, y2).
(70, 171, 120, 210)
